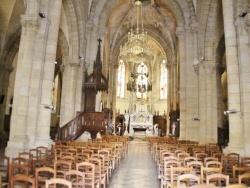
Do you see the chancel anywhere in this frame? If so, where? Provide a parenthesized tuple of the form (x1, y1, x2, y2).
(1, 2, 250, 187)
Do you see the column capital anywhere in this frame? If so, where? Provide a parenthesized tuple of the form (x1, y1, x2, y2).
(21, 15, 40, 32)
(67, 58, 81, 69)
(199, 62, 215, 74)
(234, 18, 248, 35)
(190, 21, 198, 34)
(86, 20, 94, 34)
(175, 26, 185, 39)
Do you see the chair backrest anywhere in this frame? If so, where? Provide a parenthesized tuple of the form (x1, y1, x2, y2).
(205, 161, 222, 168)
(35, 166, 56, 187)
(226, 184, 247, 188)
(187, 161, 203, 175)
(189, 184, 212, 188)
(54, 160, 72, 178)
(204, 157, 218, 165)
(177, 173, 200, 187)
(183, 156, 198, 167)
(213, 152, 224, 162)
(201, 166, 222, 183)
(10, 174, 35, 188)
(170, 166, 192, 188)
(64, 169, 85, 187)
(45, 178, 72, 188)
(9, 164, 29, 181)
(206, 173, 229, 187)
(228, 153, 240, 165)
(195, 152, 208, 162)
(238, 172, 250, 185)
(233, 166, 250, 183)
(0, 155, 10, 182)
(177, 152, 190, 165)
(76, 161, 96, 188)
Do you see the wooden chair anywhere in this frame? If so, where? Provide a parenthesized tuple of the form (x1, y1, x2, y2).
(205, 161, 222, 168)
(189, 184, 212, 188)
(241, 157, 250, 167)
(98, 149, 113, 178)
(206, 173, 229, 187)
(45, 178, 72, 188)
(200, 166, 222, 184)
(61, 155, 76, 169)
(35, 166, 56, 188)
(213, 152, 224, 162)
(10, 174, 36, 188)
(0, 155, 10, 185)
(88, 157, 106, 188)
(228, 153, 240, 166)
(160, 160, 181, 188)
(195, 152, 207, 163)
(168, 166, 193, 188)
(54, 160, 72, 178)
(238, 172, 250, 186)
(76, 161, 100, 188)
(183, 156, 197, 167)
(204, 157, 218, 166)
(75, 153, 89, 163)
(64, 170, 85, 188)
(233, 166, 250, 183)
(177, 152, 190, 166)
(9, 164, 29, 187)
(177, 173, 200, 187)
(187, 161, 203, 176)
(226, 184, 247, 188)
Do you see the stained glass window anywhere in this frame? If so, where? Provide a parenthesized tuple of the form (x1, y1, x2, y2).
(160, 60, 167, 99)
(117, 60, 125, 98)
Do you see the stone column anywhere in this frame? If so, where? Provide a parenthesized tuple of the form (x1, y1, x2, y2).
(235, 18, 250, 156)
(222, 0, 243, 155)
(69, 61, 80, 117)
(5, 15, 40, 157)
(176, 27, 186, 139)
(171, 61, 177, 110)
(34, 0, 62, 147)
(199, 62, 216, 143)
(198, 63, 206, 143)
(60, 59, 70, 126)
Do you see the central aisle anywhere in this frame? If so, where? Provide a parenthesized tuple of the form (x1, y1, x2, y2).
(108, 141, 160, 188)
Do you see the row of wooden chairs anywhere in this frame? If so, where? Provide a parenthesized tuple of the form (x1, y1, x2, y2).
(1, 136, 128, 187)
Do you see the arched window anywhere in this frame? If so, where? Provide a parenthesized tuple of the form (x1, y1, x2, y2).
(117, 60, 125, 98)
(137, 62, 148, 99)
(160, 60, 167, 99)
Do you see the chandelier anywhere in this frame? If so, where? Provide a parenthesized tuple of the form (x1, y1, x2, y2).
(120, 0, 153, 98)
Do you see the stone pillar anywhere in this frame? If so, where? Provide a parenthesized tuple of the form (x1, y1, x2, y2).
(199, 62, 216, 143)
(176, 27, 186, 139)
(60, 58, 69, 126)
(34, 0, 62, 147)
(222, 0, 243, 155)
(6, 15, 40, 157)
(69, 61, 80, 117)
(171, 62, 177, 110)
(198, 63, 206, 143)
(235, 18, 250, 156)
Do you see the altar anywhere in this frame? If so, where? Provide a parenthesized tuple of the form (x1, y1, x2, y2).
(124, 111, 153, 136)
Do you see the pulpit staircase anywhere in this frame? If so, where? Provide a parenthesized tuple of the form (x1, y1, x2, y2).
(55, 110, 111, 141)
(55, 38, 110, 142)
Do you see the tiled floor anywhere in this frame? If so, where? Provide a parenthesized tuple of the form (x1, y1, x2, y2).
(108, 141, 160, 188)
